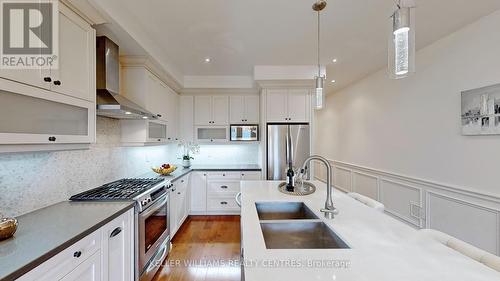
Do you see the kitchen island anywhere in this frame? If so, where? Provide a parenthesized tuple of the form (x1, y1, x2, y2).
(240, 180, 500, 281)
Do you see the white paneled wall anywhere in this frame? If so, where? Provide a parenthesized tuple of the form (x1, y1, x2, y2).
(315, 160, 500, 256)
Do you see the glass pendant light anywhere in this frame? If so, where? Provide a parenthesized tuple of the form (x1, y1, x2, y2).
(313, 1, 326, 110)
(388, 2, 415, 79)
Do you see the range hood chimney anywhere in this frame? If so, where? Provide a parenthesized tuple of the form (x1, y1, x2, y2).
(96, 36, 156, 119)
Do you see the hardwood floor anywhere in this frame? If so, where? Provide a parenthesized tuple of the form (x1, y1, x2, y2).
(152, 215, 241, 281)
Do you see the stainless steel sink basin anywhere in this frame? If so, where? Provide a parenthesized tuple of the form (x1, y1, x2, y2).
(255, 202, 319, 220)
(260, 222, 350, 249)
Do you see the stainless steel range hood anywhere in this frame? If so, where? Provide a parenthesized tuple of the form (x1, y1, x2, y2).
(96, 36, 156, 120)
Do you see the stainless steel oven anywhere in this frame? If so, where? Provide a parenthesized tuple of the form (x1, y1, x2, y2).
(138, 193, 170, 281)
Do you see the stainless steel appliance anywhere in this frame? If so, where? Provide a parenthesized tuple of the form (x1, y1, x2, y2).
(70, 178, 172, 281)
(267, 124, 310, 180)
(230, 124, 259, 141)
(96, 36, 157, 120)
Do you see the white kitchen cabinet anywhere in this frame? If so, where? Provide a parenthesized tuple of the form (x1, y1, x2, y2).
(0, 3, 95, 104)
(120, 119, 168, 146)
(170, 176, 189, 237)
(195, 126, 229, 143)
(0, 80, 95, 147)
(190, 172, 208, 213)
(18, 209, 134, 281)
(265, 89, 310, 123)
(100, 210, 134, 281)
(230, 95, 259, 124)
(59, 252, 101, 281)
(194, 96, 229, 125)
(165, 84, 179, 141)
(240, 171, 262, 180)
(179, 96, 194, 141)
(287, 89, 310, 122)
(121, 68, 169, 120)
(50, 4, 95, 102)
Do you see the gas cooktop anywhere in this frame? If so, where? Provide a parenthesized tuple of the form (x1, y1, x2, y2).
(70, 178, 165, 201)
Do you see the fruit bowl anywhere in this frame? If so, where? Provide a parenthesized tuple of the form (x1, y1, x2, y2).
(152, 164, 177, 176)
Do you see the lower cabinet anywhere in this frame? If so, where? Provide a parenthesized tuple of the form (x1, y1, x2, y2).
(189, 170, 261, 215)
(170, 175, 189, 238)
(18, 209, 134, 281)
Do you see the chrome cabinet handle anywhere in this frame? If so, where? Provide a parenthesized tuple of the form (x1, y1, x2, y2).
(110, 227, 122, 238)
(235, 192, 242, 207)
(220, 201, 228, 205)
(73, 251, 82, 258)
(220, 185, 228, 189)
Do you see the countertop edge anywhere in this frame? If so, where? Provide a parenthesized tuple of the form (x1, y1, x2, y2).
(1, 202, 135, 281)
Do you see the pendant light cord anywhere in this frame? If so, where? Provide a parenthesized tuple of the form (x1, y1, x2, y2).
(317, 10, 321, 77)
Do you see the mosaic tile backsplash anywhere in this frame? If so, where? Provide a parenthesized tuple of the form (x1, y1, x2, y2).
(0, 117, 259, 217)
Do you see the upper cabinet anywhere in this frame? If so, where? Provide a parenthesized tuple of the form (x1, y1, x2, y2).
(50, 4, 95, 102)
(121, 67, 169, 120)
(179, 96, 194, 142)
(265, 89, 310, 123)
(229, 95, 259, 124)
(0, 3, 96, 151)
(0, 4, 95, 103)
(194, 96, 229, 126)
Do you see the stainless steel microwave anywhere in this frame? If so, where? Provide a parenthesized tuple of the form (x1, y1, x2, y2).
(230, 125, 259, 141)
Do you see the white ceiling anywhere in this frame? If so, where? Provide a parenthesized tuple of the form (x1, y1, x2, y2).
(92, 0, 500, 91)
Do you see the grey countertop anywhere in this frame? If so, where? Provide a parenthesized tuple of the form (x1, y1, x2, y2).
(0, 164, 261, 280)
(141, 164, 262, 182)
(0, 201, 134, 281)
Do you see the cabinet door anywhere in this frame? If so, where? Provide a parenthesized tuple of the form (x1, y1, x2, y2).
(59, 252, 101, 281)
(51, 5, 95, 102)
(165, 86, 179, 141)
(194, 96, 212, 125)
(241, 171, 262, 180)
(244, 96, 260, 123)
(170, 185, 179, 237)
(266, 89, 288, 122)
(101, 210, 133, 281)
(179, 96, 194, 141)
(0, 1, 45, 89)
(287, 89, 310, 122)
(174, 184, 187, 234)
(0, 82, 95, 145)
(229, 96, 245, 124)
(147, 75, 167, 120)
(212, 96, 229, 125)
(190, 172, 207, 213)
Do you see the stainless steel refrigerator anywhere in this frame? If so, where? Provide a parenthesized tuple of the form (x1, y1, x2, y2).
(267, 124, 310, 180)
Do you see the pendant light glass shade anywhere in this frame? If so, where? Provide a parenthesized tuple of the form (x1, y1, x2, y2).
(388, 6, 415, 79)
(315, 76, 325, 110)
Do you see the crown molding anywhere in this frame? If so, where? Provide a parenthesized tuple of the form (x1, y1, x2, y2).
(120, 56, 183, 93)
(181, 88, 259, 96)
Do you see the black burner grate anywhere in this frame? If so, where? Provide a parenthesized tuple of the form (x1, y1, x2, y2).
(70, 178, 164, 201)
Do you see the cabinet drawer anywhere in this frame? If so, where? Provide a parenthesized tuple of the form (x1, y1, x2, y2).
(207, 172, 240, 179)
(18, 229, 101, 281)
(207, 181, 240, 195)
(207, 197, 240, 211)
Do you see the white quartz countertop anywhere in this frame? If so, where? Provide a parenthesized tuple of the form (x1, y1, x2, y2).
(240, 180, 500, 281)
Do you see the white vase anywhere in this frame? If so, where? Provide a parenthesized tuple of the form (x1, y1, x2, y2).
(182, 159, 191, 168)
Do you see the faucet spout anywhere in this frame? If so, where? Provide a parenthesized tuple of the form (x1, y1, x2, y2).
(300, 155, 338, 219)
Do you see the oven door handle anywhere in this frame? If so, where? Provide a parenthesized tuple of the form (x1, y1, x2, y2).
(140, 194, 168, 218)
(146, 243, 168, 273)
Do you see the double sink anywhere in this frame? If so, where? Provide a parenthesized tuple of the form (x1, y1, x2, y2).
(256, 202, 350, 249)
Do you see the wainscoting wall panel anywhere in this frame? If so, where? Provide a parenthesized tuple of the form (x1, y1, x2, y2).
(352, 171, 379, 200)
(333, 166, 352, 192)
(426, 192, 499, 255)
(314, 159, 500, 255)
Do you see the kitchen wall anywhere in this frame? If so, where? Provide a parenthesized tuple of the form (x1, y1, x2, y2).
(0, 117, 259, 217)
(315, 10, 500, 197)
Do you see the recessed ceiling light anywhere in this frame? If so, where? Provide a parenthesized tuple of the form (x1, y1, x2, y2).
(332, 58, 338, 63)
(204, 58, 211, 63)
(331, 79, 336, 83)
(125, 111, 132, 115)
